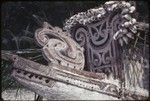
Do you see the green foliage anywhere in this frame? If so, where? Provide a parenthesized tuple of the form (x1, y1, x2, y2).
(1, 60, 23, 91)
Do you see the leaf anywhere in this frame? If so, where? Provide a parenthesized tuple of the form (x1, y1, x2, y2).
(119, 38, 123, 46)
(123, 36, 128, 44)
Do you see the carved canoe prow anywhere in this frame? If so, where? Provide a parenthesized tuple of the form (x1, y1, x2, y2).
(2, 52, 121, 99)
(2, 51, 148, 100)
(1, 1, 149, 100)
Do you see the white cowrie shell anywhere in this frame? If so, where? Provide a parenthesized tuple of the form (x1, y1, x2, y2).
(98, 7, 104, 11)
(83, 20, 86, 25)
(125, 2, 131, 8)
(131, 18, 137, 24)
(123, 14, 132, 20)
(107, 7, 113, 11)
(122, 8, 129, 14)
(112, 4, 118, 9)
(105, 1, 115, 5)
(119, 29, 123, 32)
(122, 29, 128, 34)
(129, 21, 132, 25)
(122, 1, 126, 5)
(97, 14, 101, 18)
(129, 6, 135, 13)
(124, 22, 130, 27)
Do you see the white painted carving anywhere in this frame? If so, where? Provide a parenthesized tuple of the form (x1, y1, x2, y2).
(35, 22, 85, 70)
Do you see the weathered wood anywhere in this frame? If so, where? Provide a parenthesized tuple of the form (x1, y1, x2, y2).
(2, 52, 148, 100)
(35, 22, 85, 70)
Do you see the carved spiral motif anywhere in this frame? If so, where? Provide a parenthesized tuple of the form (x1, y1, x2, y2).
(73, 20, 114, 73)
(74, 27, 88, 47)
(35, 22, 85, 70)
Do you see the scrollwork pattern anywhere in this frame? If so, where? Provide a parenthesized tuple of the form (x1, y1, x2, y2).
(69, 3, 131, 78)
(35, 22, 85, 70)
(64, 1, 137, 47)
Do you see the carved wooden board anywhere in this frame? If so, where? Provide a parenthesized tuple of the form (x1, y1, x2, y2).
(70, 11, 123, 79)
(64, 1, 138, 79)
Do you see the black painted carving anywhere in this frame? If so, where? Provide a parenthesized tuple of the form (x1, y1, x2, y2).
(70, 11, 123, 79)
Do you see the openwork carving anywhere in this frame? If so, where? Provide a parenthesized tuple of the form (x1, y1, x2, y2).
(64, 1, 137, 47)
(35, 22, 85, 70)
(2, 1, 149, 100)
(64, 1, 137, 78)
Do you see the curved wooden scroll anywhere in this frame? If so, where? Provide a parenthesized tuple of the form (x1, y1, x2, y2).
(35, 22, 85, 70)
